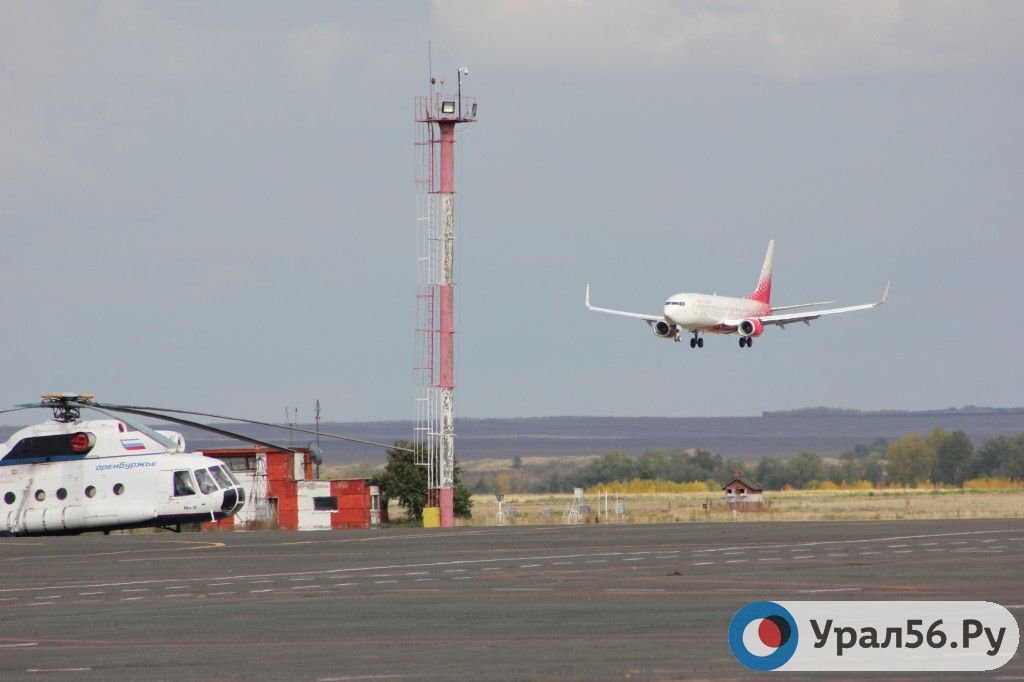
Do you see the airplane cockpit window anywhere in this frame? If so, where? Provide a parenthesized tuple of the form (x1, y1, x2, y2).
(208, 466, 233, 489)
(173, 470, 196, 497)
(194, 468, 218, 494)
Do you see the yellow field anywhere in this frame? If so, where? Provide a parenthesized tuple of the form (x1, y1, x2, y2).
(422, 488, 1024, 526)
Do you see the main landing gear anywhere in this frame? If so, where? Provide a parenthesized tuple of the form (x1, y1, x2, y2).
(689, 333, 704, 349)
(739, 336, 754, 348)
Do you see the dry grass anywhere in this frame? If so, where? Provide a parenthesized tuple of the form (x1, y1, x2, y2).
(434, 487, 1024, 526)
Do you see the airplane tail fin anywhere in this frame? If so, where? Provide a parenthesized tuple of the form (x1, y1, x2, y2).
(748, 240, 774, 305)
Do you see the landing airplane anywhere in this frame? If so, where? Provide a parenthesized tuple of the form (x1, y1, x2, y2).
(586, 240, 888, 349)
(0, 393, 402, 536)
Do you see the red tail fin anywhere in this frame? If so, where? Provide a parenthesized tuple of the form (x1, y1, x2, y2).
(748, 240, 774, 304)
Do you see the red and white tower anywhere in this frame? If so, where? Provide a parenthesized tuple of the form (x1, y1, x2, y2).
(414, 70, 477, 528)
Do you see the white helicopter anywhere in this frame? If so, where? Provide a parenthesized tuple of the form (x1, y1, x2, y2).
(0, 393, 404, 536)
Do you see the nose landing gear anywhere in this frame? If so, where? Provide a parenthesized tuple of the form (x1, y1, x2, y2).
(689, 333, 704, 349)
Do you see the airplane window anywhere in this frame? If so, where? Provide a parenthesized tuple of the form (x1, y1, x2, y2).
(194, 469, 218, 494)
(113, 483, 125, 496)
(173, 471, 196, 497)
(35, 489, 45, 502)
(208, 466, 232, 489)
(3, 492, 14, 505)
(85, 486, 96, 498)
(56, 488, 67, 501)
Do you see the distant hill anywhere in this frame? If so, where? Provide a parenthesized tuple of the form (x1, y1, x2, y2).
(3, 408, 1022, 465)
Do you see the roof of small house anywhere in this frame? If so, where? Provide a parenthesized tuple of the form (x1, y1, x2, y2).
(721, 476, 764, 492)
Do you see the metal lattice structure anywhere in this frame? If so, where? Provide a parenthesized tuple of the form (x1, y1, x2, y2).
(414, 84, 477, 527)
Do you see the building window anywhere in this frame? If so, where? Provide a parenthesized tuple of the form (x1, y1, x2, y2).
(313, 496, 338, 511)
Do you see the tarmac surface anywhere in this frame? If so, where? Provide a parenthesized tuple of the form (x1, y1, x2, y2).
(1, 518, 1022, 680)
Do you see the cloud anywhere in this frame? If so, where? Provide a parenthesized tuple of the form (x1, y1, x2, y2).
(279, 22, 365, 92)
(428, 0, 1024, 80)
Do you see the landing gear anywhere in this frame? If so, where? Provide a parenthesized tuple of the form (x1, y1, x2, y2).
(689, 333, 704, 349)
(739, 337, 753, 348)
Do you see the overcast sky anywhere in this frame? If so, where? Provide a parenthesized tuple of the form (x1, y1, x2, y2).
(1, 1, 1021, 425)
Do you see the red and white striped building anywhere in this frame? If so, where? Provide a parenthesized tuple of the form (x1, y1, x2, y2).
(200, 447, 384, 531)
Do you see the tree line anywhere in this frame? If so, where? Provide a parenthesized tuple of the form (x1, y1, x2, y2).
(466, 430, 1024, 494)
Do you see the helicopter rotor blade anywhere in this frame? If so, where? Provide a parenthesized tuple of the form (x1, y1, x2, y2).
(83, 405, 180, 452)
(92, 403, 413, 453)
(82, 403, 301, 454)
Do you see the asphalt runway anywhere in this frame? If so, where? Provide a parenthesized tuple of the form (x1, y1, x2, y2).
(1, 519, 1022, 680)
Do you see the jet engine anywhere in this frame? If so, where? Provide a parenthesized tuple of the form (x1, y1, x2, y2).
(648, 320, 679, 340)
(737, 318, 764, 338)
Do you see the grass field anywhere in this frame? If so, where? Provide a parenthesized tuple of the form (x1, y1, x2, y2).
(385, 488, 1024, 526)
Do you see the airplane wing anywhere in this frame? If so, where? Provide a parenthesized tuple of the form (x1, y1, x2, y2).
(771, 300, 834, 312)
(759, 281, 890, 327)
(584, 284, 662, 322)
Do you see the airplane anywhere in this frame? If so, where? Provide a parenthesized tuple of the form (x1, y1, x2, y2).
(585, 240, 888, 349)
(0, 393, 403, 536)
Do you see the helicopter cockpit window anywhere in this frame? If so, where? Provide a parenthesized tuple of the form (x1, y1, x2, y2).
(194, 468, 218, 494)
(173, 470, 196, 497)
(208, 466, 233, 489)
(219, 465, 241, 487)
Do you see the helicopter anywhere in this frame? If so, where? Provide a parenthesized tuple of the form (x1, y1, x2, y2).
(0, 393, 403, 536)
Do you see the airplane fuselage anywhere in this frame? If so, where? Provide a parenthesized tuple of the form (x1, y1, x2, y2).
(663, 293, 771, 334)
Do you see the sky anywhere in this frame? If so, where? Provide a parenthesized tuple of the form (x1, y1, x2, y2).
(1, 1, 1022, 425)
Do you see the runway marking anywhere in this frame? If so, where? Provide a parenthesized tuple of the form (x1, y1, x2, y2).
(480, 567, 501, 571)
(792, 555, 815, 560)
(0, 642, 38, 648)
(249, 580, 273, 584)
(27, 602, 55, 606)
(520, 564, 542, 568)
(888, 544, 909, 548)
(122, 588, 149, 593)
(892, 550, 913, 554)
(493, 588, 553, 592)
(164, 593, 191, 598)
(725, 559, 748, 564)
(26, 668, 92, 673)
(758, 557, 782, 562)
(165, 585, 188, 590)
(604, 588, 666, 593)
(688, 529, 1018, 555)
(584, 560, 607, 564)
(692, 561, 715, 566)
(404, 571, 429, 576)
(293, 585, 324, 590)
(443, 569, 466, 573)
(77, 591, 103, 596)
(290, 577, 315, 581)
(826, 553, 848, 557)
(208, 591, 234, 596)
(208, 582, 234, 586)
(622, 557, 645, 562)
(551, 561, 574, 565)
(926, 548, 945, 552)
(373, 580, 398, 585)
(450, 576, 472, 581)
(859, 551, 881, 555)
(250, 589, 273, 594)
(122, 596, 145, 601)
(798, 588, 862, 594)
(414, 579, 436, 583)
